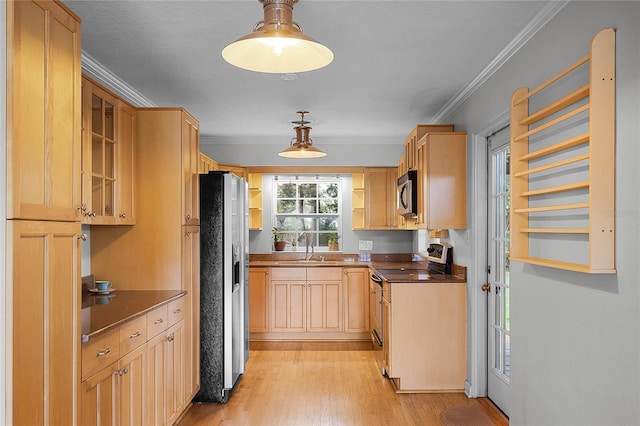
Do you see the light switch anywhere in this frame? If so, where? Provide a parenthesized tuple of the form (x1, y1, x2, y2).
(358, 240, 373, 251)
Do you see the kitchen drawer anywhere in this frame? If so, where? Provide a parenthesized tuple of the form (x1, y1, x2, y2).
(82, 327, 120, 380)
(307, 267, 342, 281)
(119, 315, 147, 355)
(167, 297, 186, 327)
(147, 304, 169, 338)
(271, 267, 306, 281)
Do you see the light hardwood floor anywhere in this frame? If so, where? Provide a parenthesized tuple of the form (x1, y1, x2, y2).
(178, 341, 508, 425)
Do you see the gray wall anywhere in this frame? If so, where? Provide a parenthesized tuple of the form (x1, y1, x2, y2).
(447, 2, 640, 424)
(200, 140, 403, 167)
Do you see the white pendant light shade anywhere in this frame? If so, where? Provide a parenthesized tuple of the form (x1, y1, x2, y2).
(278, 144, 327, 158)
(222, 0, 334, 74)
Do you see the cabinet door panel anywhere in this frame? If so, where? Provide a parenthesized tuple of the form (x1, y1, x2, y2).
(119, 345, 147, 426)
(81, 364, 119, 426)
(249, 268, 270, 332)
(166, 322, 186, 425)
(10, 220, 80, 425)
(307, 282, 342, 332)
(145, 334, 167, 426)
(182, 112, 200, 225)
(182, 226, 200, 400)
(344, 268, 369, 333)
(272, 281, 306, 332)
(364, 168, 397, 230)
(8, 0, 81, 221)
(117, 101, 136, 224)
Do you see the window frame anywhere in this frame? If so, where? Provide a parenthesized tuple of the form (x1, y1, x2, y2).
(272, 177, 342, 252)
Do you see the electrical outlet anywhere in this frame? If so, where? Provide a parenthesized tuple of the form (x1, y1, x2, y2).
(358, 240, 373, 251)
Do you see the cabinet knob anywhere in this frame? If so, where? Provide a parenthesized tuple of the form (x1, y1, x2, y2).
(185, 231, 191, 237)
(78, 233, 87, 241)
(119, 213, 127, 219)
(78, 203, 87, 212)
(185, 214, 191, 221)
(167, 334, 174, 342)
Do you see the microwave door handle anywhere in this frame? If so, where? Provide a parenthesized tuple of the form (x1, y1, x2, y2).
(399, 184, 408, 209)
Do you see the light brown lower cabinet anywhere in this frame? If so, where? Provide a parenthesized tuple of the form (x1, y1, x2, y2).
(145, 333, 167, 425)
(343, 268, 370, 333)
(386, 281, 467, 392)
(251, 266, 371, 339)
(81, 357, 119, 426)
(81, 297, 187, 425)
(249, 267, 270, 333)
(271, 267, 342, 333)
(8, 220, 81, 425)
(165, 320, 186, 425)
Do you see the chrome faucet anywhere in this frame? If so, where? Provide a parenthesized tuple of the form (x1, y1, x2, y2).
(298, 232, 314, 261)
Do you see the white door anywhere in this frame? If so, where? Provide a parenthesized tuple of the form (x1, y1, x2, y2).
(487, 128, 511, 415)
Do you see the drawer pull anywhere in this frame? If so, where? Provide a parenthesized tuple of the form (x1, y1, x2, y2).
(173, 309, 182, 314)
(96, 347, 111, 357)
(154, 318, 164, 325)
(129, 331, 141, 339)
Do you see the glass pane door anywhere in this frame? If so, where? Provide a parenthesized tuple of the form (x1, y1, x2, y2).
(487, 129, 510, 415)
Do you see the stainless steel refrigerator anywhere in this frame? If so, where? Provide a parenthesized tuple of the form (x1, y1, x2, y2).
(195, 171, 249, 403)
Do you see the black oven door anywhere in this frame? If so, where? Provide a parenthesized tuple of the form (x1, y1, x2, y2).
(370, 274, 385, 375)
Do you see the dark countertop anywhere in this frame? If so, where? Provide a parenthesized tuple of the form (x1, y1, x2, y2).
(249, 254, 466, 283)
(81, 290, 186, 339)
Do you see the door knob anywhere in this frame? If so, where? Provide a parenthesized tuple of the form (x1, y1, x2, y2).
(481, 283, 491, 292)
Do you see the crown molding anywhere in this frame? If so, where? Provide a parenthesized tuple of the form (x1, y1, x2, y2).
(430, 0, 570, 123)
(81, 52, 156, 107)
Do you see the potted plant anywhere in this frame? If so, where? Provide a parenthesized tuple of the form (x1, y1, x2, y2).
(327, 235, 340, 251)
(272, 227, 287, 251)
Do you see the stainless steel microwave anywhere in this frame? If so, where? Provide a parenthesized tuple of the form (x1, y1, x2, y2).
(397, 170, 418, 217)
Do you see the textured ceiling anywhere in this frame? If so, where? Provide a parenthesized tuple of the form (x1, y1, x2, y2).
(63, 0, 557, 145)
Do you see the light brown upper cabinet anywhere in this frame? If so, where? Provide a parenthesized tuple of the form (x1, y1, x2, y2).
(7, 0, 82, 222)
(404, 124, 454, 172)
(182, 114, 200, 225)
(364, 167, 398, 230)
(198, 152, 219, 174)
(117, 101, 136, 224)
(416, 132, 467, 229)
(81, 77, 136, 224)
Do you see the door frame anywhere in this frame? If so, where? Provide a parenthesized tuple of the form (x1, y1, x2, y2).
(465, 109, 510, 398)
(1, 6, 8, 425)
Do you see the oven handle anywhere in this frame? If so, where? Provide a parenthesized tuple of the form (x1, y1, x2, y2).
(372, 329, 383, 347)
(370, 274, 383, 284)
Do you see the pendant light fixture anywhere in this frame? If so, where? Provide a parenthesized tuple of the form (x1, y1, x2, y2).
(279, 111, 326, 158)
(222, 0, 334, 74)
